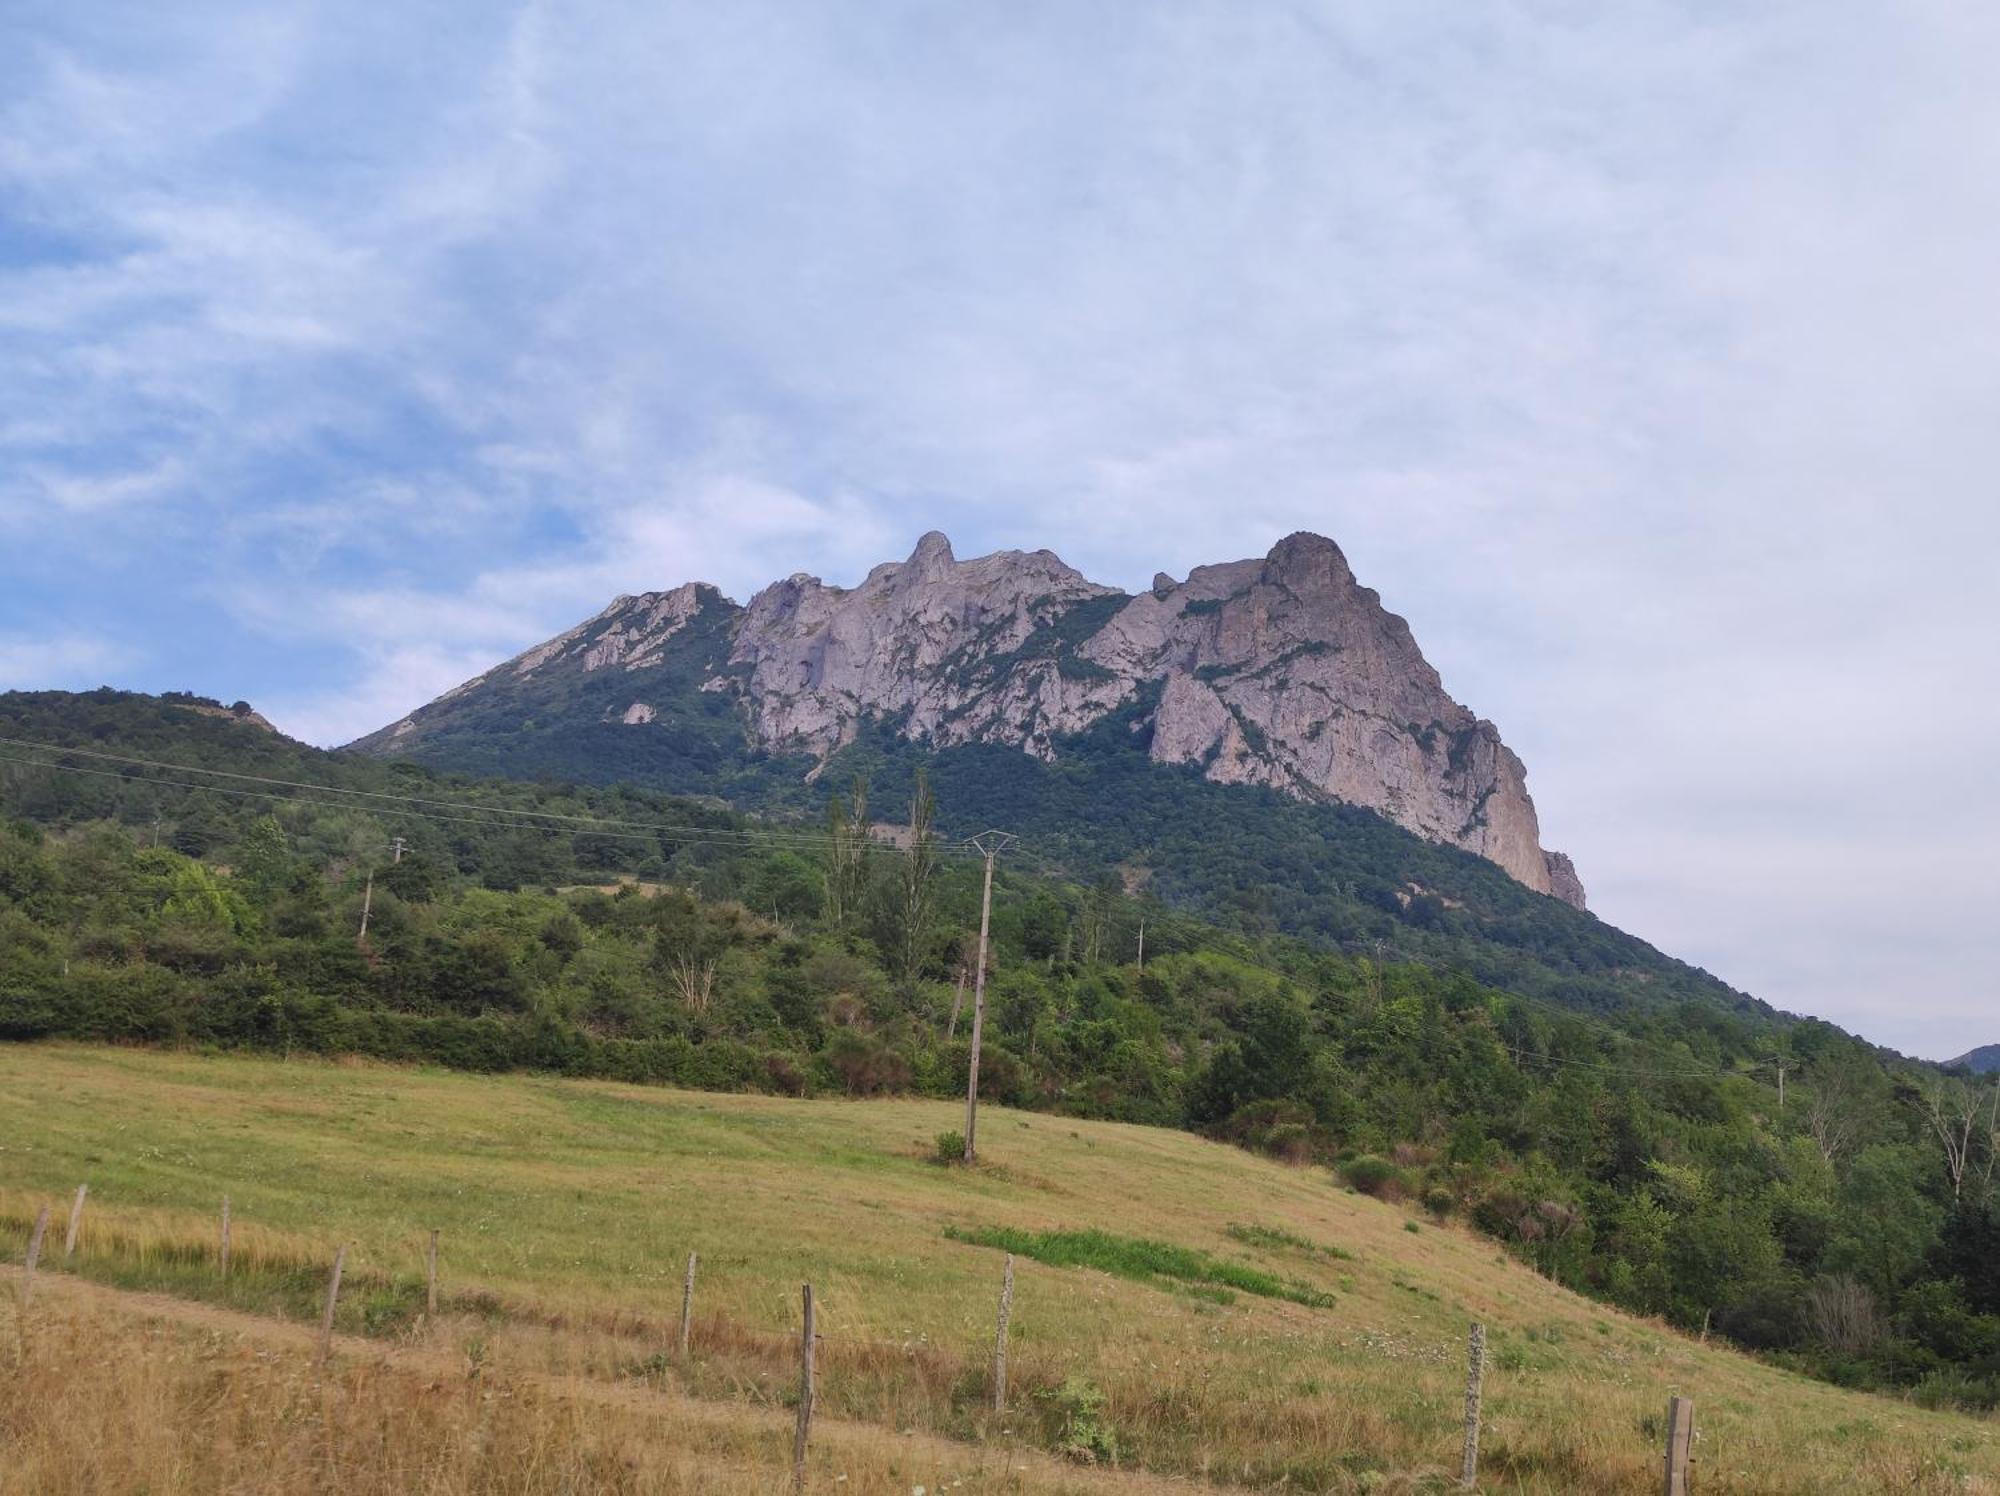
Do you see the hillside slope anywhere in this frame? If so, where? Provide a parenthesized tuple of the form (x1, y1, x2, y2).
(13, 684, 1999, 1423)
(7, 687, 1745, 1019)
(4, 1043, 1995, 1494)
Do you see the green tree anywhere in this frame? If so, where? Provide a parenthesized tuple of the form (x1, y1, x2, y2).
(235, 815, 292, 906)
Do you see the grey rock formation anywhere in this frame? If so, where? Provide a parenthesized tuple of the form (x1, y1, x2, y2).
(360, 531, 1584, 906)
(728, 531, 1128, 761)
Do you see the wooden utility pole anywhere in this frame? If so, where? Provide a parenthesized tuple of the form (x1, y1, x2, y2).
(992, 1253, 1015, 1414)
(1663, 1395, 1694, 1495)
(679, 1251, 698, 1357)
(391, 836, 407, 864)
(317, 1245, 347, 1364)
(356, 871, 375, 942)
(962, 832, 1013, 1165)
(1460, 1321, 1486, 1488)
(64, 1184, 87, 1259)
(792, 1283, 817, 1492)
(219, 1196, 232, 1277)
(425, 1229, 440, 1318)
(1136, 918, 1145, 974)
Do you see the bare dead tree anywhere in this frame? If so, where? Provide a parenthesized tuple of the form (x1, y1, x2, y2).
(1921, 1076, 1983, 1202)
(1806, 1275, 1886, 1355)
(667, 955, 717, 1015)
(1805, 1064, 1865, 1168)
(1977, 1083, 2000, 1204)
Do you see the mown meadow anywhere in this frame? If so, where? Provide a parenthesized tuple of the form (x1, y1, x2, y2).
(5, 1043, 1997, 1493)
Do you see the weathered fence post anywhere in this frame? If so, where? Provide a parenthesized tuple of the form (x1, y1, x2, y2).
(1663, 1395, 1694, 1496)
(219, 1196, 232, 1278)
(992, 1253, 1015, 1414)
(317, 1245, 347, 1364)
(1459, 1321, 1485, 1488)
(20, 1204, 50, 1308)
(679, 1251, 698, 1357)
(64, 1184, 87, 1259)
(425, 1229, 439, 1318)
(792, 1282, 816, 1493)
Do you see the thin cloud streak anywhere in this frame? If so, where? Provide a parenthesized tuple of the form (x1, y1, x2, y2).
(1, 1, 1995, 1055)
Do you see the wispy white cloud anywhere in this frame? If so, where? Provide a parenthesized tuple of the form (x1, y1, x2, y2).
(4, 0, 1998, 1054)
(0, 632, 129, 688)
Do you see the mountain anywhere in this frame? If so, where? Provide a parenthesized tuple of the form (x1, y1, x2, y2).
(1950, 1045, 2000, 1074)
(355, 531, 1585, 907)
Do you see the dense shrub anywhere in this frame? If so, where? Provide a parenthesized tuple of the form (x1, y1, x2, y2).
(1340, 1155, 1407, 1200)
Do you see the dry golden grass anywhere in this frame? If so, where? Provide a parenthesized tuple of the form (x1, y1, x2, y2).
(3, 1042, 1999, 1492)
(0, 1277, 1186, 1494)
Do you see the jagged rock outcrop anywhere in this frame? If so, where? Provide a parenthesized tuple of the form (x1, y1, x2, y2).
(728, 531, 1129, 758)
(354, 531, 1583, 906)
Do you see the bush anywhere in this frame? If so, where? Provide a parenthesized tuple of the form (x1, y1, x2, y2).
(1040, 1375, 1120, 1464)
(763, 1052, 809, 1096)
(822, 1030, 911, 1096)
(1910, 1368, 2000, 1412)
(1340, 1154, 1406, 1201)
(1213, 1099, 1330, 1164)
(932, 1130, 967, 1165)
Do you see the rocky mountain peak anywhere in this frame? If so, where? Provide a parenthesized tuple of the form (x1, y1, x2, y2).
(1264, 529, 1357, 586)
(906, 529, 956, 569)
(355, 531, 1583, 907)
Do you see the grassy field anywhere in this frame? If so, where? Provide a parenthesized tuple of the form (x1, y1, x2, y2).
(3, 1042, 1998, 1493)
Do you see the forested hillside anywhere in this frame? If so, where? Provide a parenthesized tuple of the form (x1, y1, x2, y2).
(6, 688, 2000, 1409)
(356, 649, 1756, 1019)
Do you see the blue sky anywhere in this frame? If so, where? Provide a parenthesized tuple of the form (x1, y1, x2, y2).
(4, 1, 1998, 1055)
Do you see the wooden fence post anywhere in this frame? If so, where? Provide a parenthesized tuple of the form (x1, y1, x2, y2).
(219, 1196, 232, 1279)
(679, 1251, 698, 1357)
(20, 1204, 50, 1308)
(792, 1283, 816, 1493)
(1459, 1321, 1485, 1488)
(64, 1184, 88, 1259)
(992, 1253, 1015, 1414)
(425, 1229, 439, 1318)
(317, 1245, 347, 1364)
(1663, 1395, 1694, 1496)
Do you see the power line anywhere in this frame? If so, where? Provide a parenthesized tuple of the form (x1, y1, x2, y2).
(0, 740, 994, 862)
(0, 735, 922, 854)
(0, 748, 991, 864)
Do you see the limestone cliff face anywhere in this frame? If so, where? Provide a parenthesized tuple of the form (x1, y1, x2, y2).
(357, 532, 1583, 907)
(1079, 534, 1570, 897)
(728, 531, 1129, 759)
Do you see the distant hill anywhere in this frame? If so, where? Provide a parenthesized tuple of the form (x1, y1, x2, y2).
(1950, 1044, 2000, 1073)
